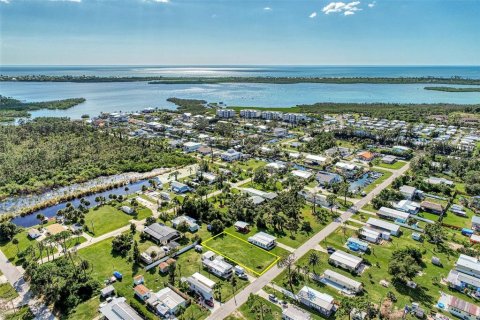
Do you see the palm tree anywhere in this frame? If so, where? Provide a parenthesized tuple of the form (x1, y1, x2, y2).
(326, 194, 337, 213)
(277, 254, 295, 292)
(308, 252, 319, 274)
(79, 260, 90, 278)
(36, 213, 45, 225)
(230, 276, 238, 305)
(214, 282, 223, 303)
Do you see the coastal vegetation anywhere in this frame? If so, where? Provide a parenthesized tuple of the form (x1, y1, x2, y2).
(232, 102, 480, 123)
(3, 74, 480, 85)
(0, 117, 194, 199)
(424, 86, 480, 92)
(166, 97, 208, 114)
(0, 95, 85, 122)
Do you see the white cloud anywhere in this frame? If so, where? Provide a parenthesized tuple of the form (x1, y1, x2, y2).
(309, 12, 317, 18)
(322, 1, 361, 15)
(144, 0, 170, 3)
(0, 0, 10, 4)
(263, 7, 271, 11)
(49, 0, 82, 2)
(368, 1, 375, 8)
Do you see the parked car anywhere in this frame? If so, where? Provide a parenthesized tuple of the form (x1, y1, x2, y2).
(327, 246, 336, 254)
(268, 294, 278, 302)
(205, 299, 214, 307)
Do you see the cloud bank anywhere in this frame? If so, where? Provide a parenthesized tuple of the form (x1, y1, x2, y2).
(322, 1, 362, 16)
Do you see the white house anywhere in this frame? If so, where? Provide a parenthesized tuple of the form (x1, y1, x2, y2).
(297, 286, 335, 317)
(273, 127, 288, 137)
(99, 297, 143, 320)
(220, 149, 242, 162)
(329, 250, 363, 273)
(121, 206, 134, 215)
(323, 269, 363, 294)
(377, 207, 410, 223)
(359, 227, 382, 243)
(171, 215, 199, 232)
(399, 185, 417, 200)
(183, 141, 202, 153)
(346, 237, 369, 252)
(146, 287, 187, 318)
(248, 232, 277, 250)
(305, 154, 327, 165)
(291, 170, 313, 180)
(184, 272, 215, 302)
(455, 254, 480, 278)
(202, 256, 233, 279)
(366, 218, 400, 237)
(438, 293, 480, 320)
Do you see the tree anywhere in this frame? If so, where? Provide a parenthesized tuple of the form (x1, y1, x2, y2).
(253, 167, 268, 185)
(210, 219, 225, 235)
(145, 216, 156, 226)
(308, 252, 319, 274)
(424, 222, 446, 248)
(388, 247, 423, 283)
(130, 223, 137, 234)
(326, 194, 337, 212)
(36, 213, 45, 225)
(0, 222, 18, 241)
(277, 254, 296, 292)
(230, 276, 238, 305)
(132, 240, 140, 263)
(338, 181, 350, 206)
(112, 234, 132, 257)
(168, 261, 177, 285)
(214, 282, 223, 303)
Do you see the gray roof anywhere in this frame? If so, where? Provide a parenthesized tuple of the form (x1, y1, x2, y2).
(99, 297, 143, 320)
(144, 223, 179, 242)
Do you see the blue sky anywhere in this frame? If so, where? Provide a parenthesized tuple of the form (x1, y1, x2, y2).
(0, 0, 479, 65)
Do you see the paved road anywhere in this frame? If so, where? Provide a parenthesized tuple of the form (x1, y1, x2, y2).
(206, 162, 410, 319)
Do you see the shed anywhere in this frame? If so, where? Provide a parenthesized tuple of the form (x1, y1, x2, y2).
(100, 285, 115, 298)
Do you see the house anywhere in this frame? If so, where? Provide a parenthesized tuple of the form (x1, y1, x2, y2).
(299, 191, 331, 208)
(121, 206, 134, 215)
(27, 228, 41, 239)
(133, 275, 144, 285)
(171, 215, 199, 232)
(198, 172, 217, 184)
(450, 204, 467, 217)
(249, 196, 265, 205)
(100, 285, 115, 298)
(470, 234, 480, 244)
(197, 145, 212, 156)
(282, 305, 312, 320)
(248, 232, 277, 250)
(381, 155, 397, 164)
(305, 154, 327, 165)
(183, 141, 202, 153)
(316, 171, 342, 187)
(438, 293, 480, 320)
(202, 255, 233, 279)
(346, 237, 369, 252)
(266, 162, 286, 172)
(357, 151, 375, 162)
(99, 297, 143, 320)
(329, 250, 363, 273)
(426, 176, 454, 186)
(399, 185, 417, 200)
(291, 170, 313, 180)
(393, 200, 420, 214)
(323, 269, 363, 294)
(412, 233, 422, 241)
(158, 262, 170, 274)
(420, 201, 444, 215)
(446, 270, 480, 295)
(184, 272, 215, 302)
(392, 145, 411, 154)
(241, 188, 278, 200)
(134, 284, 151, 301)
(146, 287, 187, 318)
(143, 223, 180, 245)
(297, 286, 335, 317)
(202, 250, 216, 261)
(234, 221, 250, 233)
(471, 216, 480, 232)
(220, 149, 242, 162)
(377, 207, 410, 223)
(366, 217, 400, 237)
(359, 227, 382, 243)
(335, 162, 358, 177)
(170, 181, 190, 194)
(273, 127, 288, 137)
(455, 254, 480, 278)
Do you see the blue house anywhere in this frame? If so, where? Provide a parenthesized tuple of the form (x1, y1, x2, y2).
(171, 181, 190, 194)
(347, 237, 369, 252)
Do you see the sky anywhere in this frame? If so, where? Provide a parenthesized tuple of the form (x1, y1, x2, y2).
(0, 0, 479, 65)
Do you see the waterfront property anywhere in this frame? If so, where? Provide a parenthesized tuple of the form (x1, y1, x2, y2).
(170, 181, 190, 194)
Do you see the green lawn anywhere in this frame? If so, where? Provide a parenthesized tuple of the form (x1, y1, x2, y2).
(0, 230, 37, 264)
(228, 295, 283, 320)
(66, 295, 100, 320)
(203, 232, 280, 275)
(65, 236, 87, 249)
(373, 160, 407, 170)
(4, 306, 33, 320)
(0, 282, 18, 300)
(273, 226, 475, 315)
(85, 204, 151, 237)
(224, 205, 329, 249)
(362, 169, 393, 194)
(236, 159, 266, 171)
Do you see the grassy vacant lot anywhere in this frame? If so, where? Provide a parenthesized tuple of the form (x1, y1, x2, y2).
(273, 226, 476, 314)
(203, 232, 280, 275)
(373, 160, 408, 170)
(65, 236, 87, 249)
(66, 295, 101, 320)
(85, 204, 151, 236)
(226, 295, 283, 320)
(362, 169, 393, 194)
(236, 159, 266, 171)
(0, 229, 37, 264)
